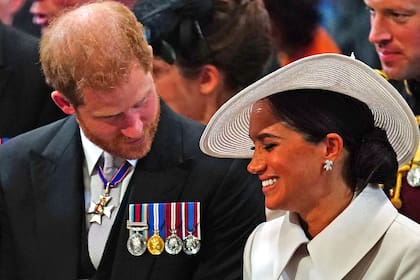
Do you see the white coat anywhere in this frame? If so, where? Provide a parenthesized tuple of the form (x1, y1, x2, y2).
(244, 185, 420, 280)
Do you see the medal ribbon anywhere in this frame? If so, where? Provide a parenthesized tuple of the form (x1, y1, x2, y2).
(142, 203, 148, 239)
(128, 203, 148, 237)
(181, 202, 201, 239)
(97, 160, 132, 190)
(165, 202, 181, 237)
(0, 137, 9, 144)
(128, 203, 142, 223)
(148, 203, 165, 238)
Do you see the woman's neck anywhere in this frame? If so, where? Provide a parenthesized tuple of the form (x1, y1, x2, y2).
(298, 183, 353, 239)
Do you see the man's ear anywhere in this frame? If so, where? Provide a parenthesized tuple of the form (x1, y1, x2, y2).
(148, 45, 153, 57)
(198, 64, 221, 96)
(148, 45, 154, 65)
(51, 91, 76, 115)
(323, 133, 344, 161)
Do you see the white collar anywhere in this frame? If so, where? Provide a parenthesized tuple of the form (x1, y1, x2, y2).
(79, 128, 137, 174)
(272, 185, 398, 279)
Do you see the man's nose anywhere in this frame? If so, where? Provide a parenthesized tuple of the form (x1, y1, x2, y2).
(368, 13, 392, 44)
(120, 113, 144, 138)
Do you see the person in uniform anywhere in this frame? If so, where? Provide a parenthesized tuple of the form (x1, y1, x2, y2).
(365, 0, 420, 222)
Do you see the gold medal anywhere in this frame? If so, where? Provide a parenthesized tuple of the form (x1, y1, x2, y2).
(147, 231, 165, 255)
(146, 203, 165, 255)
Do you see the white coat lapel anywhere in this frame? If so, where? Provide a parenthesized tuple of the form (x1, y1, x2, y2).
(274, 212, 309, 278)
(308, 185, 397, 279)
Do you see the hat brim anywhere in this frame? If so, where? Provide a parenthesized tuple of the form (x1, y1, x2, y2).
(200, 53, 419, 167)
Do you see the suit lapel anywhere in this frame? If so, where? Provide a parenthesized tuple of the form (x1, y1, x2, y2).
(30, 117, 86, 279)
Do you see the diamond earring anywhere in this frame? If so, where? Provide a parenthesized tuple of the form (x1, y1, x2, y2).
(323, 160, 333, 171)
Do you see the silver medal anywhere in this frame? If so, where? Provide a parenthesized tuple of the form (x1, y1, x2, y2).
(182, 234, 201, 255)
(165, 233, 183, 255)
(407, 167, 420, 187)
(127, 232, 147, 256)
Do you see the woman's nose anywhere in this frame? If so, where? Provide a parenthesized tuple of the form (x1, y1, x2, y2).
(247, 152, 266, 175)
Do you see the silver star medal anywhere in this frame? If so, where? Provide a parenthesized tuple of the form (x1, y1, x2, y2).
(87, 194, 115, 224)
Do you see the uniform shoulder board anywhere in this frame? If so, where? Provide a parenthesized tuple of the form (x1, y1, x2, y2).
(375, 69, 390, 80)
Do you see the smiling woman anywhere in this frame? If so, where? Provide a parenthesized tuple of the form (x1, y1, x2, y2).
(200, 53, 420, 279)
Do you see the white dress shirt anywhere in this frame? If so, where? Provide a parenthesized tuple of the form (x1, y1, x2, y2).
(80, 129, 138, 269)
(80, 129, 137, 221)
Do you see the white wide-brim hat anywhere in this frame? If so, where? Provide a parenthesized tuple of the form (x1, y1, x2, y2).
(200, 53, 419, 167)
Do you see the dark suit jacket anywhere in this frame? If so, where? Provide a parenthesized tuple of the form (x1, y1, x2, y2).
(0, 22, 65, 138)
(0, 102, 265, 280)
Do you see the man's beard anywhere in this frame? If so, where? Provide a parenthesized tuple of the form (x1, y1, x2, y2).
(78, 112, 160, 160)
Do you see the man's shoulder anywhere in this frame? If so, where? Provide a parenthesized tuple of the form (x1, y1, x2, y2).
(157, 102, 204, 154)
(174, 112, 249, 165)
(0, 117, 76, 155)
(159, 103, 252, 170)
(375, 69, 406, 91)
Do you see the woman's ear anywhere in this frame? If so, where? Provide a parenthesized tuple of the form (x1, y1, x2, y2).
(198, 64, 221, 96)
(51, 91, 76, 115)
(323, 133, 344, 161)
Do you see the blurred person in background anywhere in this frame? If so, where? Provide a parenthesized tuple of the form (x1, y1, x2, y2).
(319, 0, 380, 68)
(0, 0, 65, 142)
(134, 0, 275, 125)
(263, 0, 340, 66)
(0, 0, 24, 24)
(366, 0, 420, 223)
(12, 0, 41, 36)
(29, 0, 136, 34)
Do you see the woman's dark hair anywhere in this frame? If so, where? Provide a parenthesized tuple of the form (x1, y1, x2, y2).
(267, 89, 398, 192)
(156, 0, 273, 94)
(263, 0, 320, 53)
